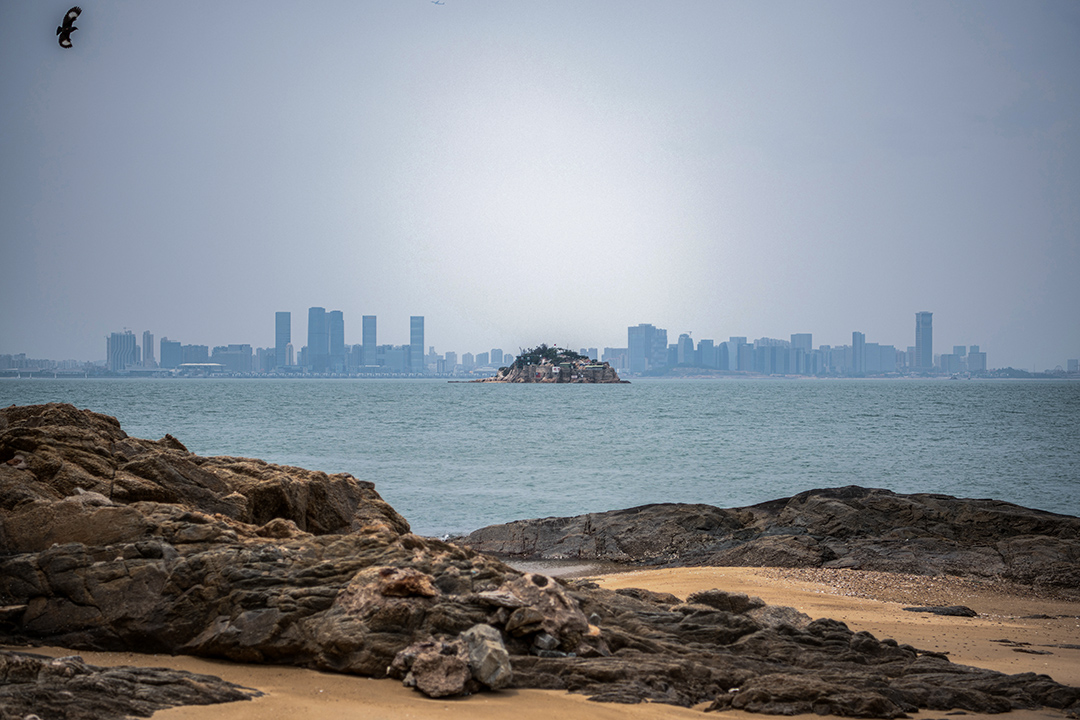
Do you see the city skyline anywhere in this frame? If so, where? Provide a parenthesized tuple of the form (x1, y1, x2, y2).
(6, 307, 1070, 371)
(3, 3, 1078, 370)
(11, 306, 1075, 375)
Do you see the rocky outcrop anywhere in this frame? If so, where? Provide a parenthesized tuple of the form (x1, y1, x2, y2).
(479, 360, 626, 383)
(461, 486, 1080, 594)
(0, 649, 260, 720)
(2, 404, 1079, 717)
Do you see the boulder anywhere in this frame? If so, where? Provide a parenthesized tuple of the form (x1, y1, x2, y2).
(462, 623, 513, 689)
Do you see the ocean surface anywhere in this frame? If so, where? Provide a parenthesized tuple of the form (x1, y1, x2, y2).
(2, 378, 1077, 537)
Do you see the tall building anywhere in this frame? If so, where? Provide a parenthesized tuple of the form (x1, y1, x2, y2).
(677, 333, 694, 365)
(967, 345, 987, 373)
(329, 310, 345, 371)
(362, 316, 377, 366)
(790, 333, 812, 353)
(409, 316, 424, 374)
(142, 331, 155, 367)
(182, 344, 209, 364)
(915, 312, 933, 370)
(106, 331, 138, 372)
(160, 338, 182, 369)
(275, 312, 291, 368)
(308, 307, 329, 371)
(852, 331, 866, 375)
(628, 323, 668, 374)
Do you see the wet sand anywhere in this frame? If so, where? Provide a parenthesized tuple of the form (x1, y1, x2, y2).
(7, 566, 1078, 720)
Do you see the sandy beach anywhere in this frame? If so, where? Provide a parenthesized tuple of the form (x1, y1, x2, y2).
(7, 566, 1078, 720)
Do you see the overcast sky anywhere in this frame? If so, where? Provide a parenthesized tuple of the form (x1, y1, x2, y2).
(2, 1, 1078, 369)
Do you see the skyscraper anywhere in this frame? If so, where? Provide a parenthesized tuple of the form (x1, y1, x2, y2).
(915, 312, 933, 370)
(329, 310, 345, 372)
(160, 338, 181, 369)
(142, 330, 155, 367)
(308, 307, 329, 371)
(275, 312, 291, 368)
(852, 331, 866, 374)
(106, 331, 138, 372)
(628, 324, 668, 374)
(362, 316, 377, 367)
(410, 316, 424, 374)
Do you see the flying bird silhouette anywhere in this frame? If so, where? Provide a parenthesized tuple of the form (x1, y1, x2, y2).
(57, 6, 81, 48)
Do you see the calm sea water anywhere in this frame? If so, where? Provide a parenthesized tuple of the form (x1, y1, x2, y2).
(2, 378, 1077, 536)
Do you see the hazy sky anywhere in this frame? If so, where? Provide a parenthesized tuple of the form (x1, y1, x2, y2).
(2, 1, 1078, 369)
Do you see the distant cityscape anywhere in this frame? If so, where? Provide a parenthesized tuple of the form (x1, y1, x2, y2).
(2, 309, 1079, 378)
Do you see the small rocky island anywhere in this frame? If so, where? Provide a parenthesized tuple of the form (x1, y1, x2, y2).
(475, 344, 627, 383)
(2, 404, 1079, 718)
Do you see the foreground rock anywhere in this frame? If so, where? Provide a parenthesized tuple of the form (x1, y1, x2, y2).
(0, 649, 259, 720)
(2, 404, 1079, 717)
(461, 486, 1080, 595)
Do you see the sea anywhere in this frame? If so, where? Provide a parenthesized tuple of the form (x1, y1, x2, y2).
(1, 377, 1077, 537)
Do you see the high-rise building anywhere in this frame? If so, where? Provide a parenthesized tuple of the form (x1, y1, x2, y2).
(362, 316, 377, 366)
(628, 324, 668, 374)
(790, 333, 812, 353)
(142, 331, 155, 367)
(329, 310, 345, 371)
(106, 331, 138, 372)
(275, 312, 291, 368)
(697, 339, 716, 368)
(160, 338, 182, 369)
(182, 344, 209, 364)
(308, 307, 329, 371)
(490, 349, 504, 366)
(915, 312, 933, 370)
(852, 331, 866, 374)
(677, 333, 694, 365)
(409, 316, 424, 374)
(967, 345, 987, 373)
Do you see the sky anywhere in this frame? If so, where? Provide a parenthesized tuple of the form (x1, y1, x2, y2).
(1, 1, 1078, 370)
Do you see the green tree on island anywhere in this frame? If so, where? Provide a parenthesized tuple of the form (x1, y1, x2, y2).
(513, 344, 588, 369)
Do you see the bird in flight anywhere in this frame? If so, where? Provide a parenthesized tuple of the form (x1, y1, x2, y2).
(431, 1, 444, 5)
(57, 6, 81, 48)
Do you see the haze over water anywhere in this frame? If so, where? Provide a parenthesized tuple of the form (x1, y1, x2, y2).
(3, 378, 1077, 536)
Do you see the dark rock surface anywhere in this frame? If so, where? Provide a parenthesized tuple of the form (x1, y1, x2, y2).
(902, 605, 979, 617)
(0, 649, 259, 720)
(460, 486, 1080, 594)
(2, 404, 1079, 717)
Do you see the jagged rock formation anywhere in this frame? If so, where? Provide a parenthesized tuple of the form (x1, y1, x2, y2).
(474, 344, 627, 383)
(461, 486, 1080, 594)
(0, 649, 260, 720)
(2, 404, 1078, 716)
(481, 360, 626, 383)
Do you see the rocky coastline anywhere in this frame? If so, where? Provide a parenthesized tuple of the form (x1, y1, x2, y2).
(2, 403, 1079, 718)
(460, 487, 1080, 596)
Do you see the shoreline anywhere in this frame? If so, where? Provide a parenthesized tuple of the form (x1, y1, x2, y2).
(6, 565, 1077, 720)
